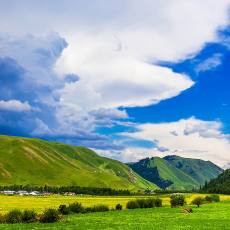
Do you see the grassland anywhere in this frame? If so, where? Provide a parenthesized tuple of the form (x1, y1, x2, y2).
(0, 135, 157, 191)
(0, 195, 230, 229)
(1, 193, 230, 214)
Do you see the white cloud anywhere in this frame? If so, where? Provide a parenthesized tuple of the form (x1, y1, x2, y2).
(0, 100, 32, 112)
(0, 1, 230, 165)
(32, 119, 52, 136)
(0, 0, 229, 118)
(195, 53, 223, 73)
(53, 0, 229, 117)
(121, 117, 230, 167)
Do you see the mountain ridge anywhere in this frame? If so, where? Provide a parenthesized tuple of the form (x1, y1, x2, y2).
(0, 135, 157, 191)
(128, 155, 223, 190)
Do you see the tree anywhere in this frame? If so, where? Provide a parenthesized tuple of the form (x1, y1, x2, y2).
(191, 196, 203, 207)
(170, 194, 186, 207)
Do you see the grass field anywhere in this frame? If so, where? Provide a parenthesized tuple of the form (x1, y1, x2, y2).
(1, 193, 230, 213)
(0, 194, 230, 229)
(0, 201, 230, 229)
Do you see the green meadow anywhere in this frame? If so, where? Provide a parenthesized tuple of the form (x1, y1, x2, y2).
(0, 194, 230, 229)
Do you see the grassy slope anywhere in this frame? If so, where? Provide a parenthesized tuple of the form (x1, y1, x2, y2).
(163, 155, 223, 185)
(129, 157, 199, 190)
(149, 157, 199, 190)
(0, 200, 230, 229)
(0, 135, 157, 191)
(129, 156, 223, 190)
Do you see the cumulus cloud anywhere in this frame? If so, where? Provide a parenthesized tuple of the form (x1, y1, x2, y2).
(0, 100, 32, 112)
(1, 1, 229, 114)
(0, 1, 230, 162)
(121, 117, 230, 167)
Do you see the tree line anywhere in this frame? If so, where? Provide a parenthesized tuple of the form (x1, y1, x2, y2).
(0, 184, 132, 196)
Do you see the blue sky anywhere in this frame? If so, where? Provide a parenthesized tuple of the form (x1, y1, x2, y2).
(0, 1, 230, 167)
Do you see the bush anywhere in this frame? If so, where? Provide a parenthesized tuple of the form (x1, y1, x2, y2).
(0, 214, 5, 223)
(191, 196, 203, 207)
(126, 200, 140, 209)
(84, 207, 93, 213)
(91, 204, 109, 212)
(5, 209, 23, 224)
(69, 202, 84, 213)
(22, 210, 37, 223)
(204, 194, 220, 203)
(145, 199, 155, 208)
(115, 204, 122, 210)
(204, 195, 212, 203)
(170, 194, 186, 207)
(39, 208, 60, 223)
(126, 198, 163, 209)
(210, 194, 220, 202)
(84, 204, 109, 213)
(58, 204, 70, 215)
(154, 198, 163, 207)
(136, 199, 148, 208)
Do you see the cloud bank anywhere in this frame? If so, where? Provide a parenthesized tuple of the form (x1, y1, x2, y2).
(121, 118, 230, 167)
(0, 1, 230, 165)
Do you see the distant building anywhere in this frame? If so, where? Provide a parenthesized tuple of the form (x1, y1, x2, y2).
(64, 192, 76, 196)
(29, 191, 40, 196)
(3, 190, 15, 195)
(16, 190, 29, 196)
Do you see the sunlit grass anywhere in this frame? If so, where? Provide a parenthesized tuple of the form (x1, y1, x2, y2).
(0, 193, 229, 214)
(0, 199, 230, 229)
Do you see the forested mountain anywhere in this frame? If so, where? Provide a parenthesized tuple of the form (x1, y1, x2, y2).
(201, 168, 230, 194)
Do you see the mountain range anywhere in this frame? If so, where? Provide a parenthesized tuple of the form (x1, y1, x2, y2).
(0, 135, 223, 191)
(128, 155, 223, 190)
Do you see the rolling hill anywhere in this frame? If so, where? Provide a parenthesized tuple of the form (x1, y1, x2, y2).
(128, 156, 223, 190)
(0, 135, 157, 191)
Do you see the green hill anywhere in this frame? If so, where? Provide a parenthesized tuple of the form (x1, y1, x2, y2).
(128, 156, 223, 190)
(201, 168, 230, 194)
(0, 135, 157, 191)
(163, 155, 223, 185)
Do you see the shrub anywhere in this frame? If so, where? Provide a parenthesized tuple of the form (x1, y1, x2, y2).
(39, 208, 60, 223)
(91, 204, 109, 212)
(136, 199, 147, 208)
(0, 213, 5, 223)
(204, 195, 212, 203)
(126, 198, 163, 209)
(58, 204, 70, 215)
(154, 198, 163, 207)
(170, 194, 186, 207)
(145, 199, 155, 208)
(69, 202, 84, 213)
(22, 210, 37, 223)
(115, 204, 122, 210)
(5, 209, 23, 224)
(84, 207, 93, 213)
(126, 200, 139, 209)
(210, 194, 220, 202)
(191, 196, 203, 207)
(204, 194, 220, 203)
